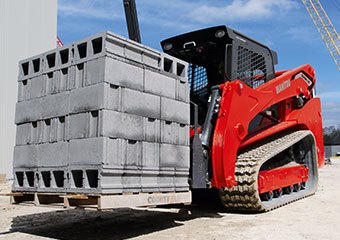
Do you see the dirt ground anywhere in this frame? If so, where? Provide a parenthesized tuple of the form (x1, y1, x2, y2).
(1, 159, 340, 240)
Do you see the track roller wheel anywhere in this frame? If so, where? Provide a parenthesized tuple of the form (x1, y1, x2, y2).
(293, 183, 301, 192)
(283, 185, 294, 194)
(260, 191, 273, 201)
(273, 189, 283, 198)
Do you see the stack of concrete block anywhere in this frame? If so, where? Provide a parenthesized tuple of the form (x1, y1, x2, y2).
(13, 31, 190, 194)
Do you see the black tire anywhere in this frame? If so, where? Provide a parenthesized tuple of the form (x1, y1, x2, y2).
(273, 189, 283, 198)
(293, 183, 301, 192)
(283, 185, 293, 194)
(260, 191, 274, 201)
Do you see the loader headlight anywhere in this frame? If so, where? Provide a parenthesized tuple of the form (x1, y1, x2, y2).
(215, 30, 226, 38)
(163, 42, 173, 51)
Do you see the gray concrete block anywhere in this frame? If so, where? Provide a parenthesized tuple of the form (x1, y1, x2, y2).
(160, 143, 190, 169)
(66, 65, 76, 90)
(18, 54, 44, 80)
(174, 171, 190, 191)
(68, 113, 88, 140)
(57, 45, 74, 69)
(16, 123, 31, 145)
(121, 88, 161, 119)
(143, 46, 161, 70)
(49, 118, 58, 143)
(68, 111, 99, 140)
(175, 61, 188, 80)
(176, 80, 189, 103)
(157, 170, 175, 192)
(68, 167, 86, 190)
(30, 75, 45, 99)
(125, 43, 143, 63)
(67, 63, 86, 90)
(36, 167, 68, 192)
(17, 79, 31, 102)
(13, 168, 38, 191)
(161, 97, 190, 124)
(41, 91, 70, 119)
(122, 171, 141, 192)
(144, 118, 160, 142)
(30, 121, 42, 144)
(142, 142, 160, 169)
(73, 32, 109, 63)
(144, 69, 176, 99)
(101, 110, 144, 141)
(74, 41, 89, 63)
(86, 57, 144, 91)
(105, 32, 126, 58)
(73, 63, 87, 89)
(161, 121, 189, 146)
(68, 110, 144, 141)
(161, 55, 176, 75)
(43, 69, 68, 96)
(44, 70, 60, 95)
(161, 53, 189, 81)
(69, 137, 106, 166)
(100, 169, 124, 194)
(41, 119, 52, 143)
(70, 83, 120, 114)
(125, 140, 142, 167)
(44, 50, 58, 73)
(13, 145, 37, 168)
(69, 137, 126, 168)
(18, 59, 31, 80)
(161, 121, 178, 145)
(15, 97, 41, 124)
(103, 139, 125, 167)
(140, 171, 159, 192)
(59, 68, 70, 93)
(178, 124, 190, 146)
(84, 57, 104, 86)
(37, 142, 68, 167)
(56, 116, 68, 142)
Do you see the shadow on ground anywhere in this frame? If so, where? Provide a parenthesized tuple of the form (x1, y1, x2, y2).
(3, 190, 224, 240)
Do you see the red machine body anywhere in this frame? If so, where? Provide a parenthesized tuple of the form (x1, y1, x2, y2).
(211, 64, 324, 189)
(258, 165, 309, 194)
(162, 25, 324, 211)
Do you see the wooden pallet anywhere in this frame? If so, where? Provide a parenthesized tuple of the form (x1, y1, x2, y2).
(2, 191, 192, 210)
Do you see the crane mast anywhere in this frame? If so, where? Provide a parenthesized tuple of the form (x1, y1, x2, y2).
(302, 0, 340, 72)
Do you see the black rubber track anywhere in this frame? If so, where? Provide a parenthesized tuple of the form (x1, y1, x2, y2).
(219, 130, 318, 212)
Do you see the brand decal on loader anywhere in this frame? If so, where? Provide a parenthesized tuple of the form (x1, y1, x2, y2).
(276, 80, 291, 94)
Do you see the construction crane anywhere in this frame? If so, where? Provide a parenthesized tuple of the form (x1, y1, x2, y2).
(302, 0, 340, 71)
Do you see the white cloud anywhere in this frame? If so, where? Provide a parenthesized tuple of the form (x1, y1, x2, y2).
(58, 0, 299, 27)
(186, 0, 298, 24)
(58, 0, 123, 20)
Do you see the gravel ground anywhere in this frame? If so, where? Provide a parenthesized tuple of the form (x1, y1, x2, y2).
(1, 159, 340, 240)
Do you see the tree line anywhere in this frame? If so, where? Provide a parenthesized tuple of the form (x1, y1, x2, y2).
(324, 126, 340, 145)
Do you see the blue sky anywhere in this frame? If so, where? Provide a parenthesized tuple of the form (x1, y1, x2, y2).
(58, 0, 340, 127)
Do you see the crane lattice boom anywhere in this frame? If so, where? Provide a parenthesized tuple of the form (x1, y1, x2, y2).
(302, 0, 340, 71)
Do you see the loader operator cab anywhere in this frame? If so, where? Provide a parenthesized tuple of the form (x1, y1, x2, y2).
(161, 26, 278, 125)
